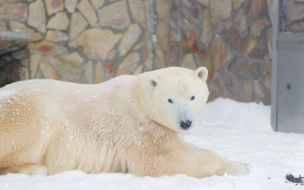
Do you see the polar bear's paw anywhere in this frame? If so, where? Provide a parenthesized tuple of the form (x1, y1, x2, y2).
(226, 161, 249, 176)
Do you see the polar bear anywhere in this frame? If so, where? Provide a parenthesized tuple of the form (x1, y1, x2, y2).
(0, 67, 248, 178)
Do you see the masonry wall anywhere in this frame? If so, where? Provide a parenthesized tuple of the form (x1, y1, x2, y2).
(1, 0, 154, 83)
(153, 0, 273, 104)
(283, 0, 304, 32)
(0, 0, 273, 105)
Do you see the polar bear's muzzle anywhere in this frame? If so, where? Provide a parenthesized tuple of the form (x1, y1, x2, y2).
(179, 120, 192, 130)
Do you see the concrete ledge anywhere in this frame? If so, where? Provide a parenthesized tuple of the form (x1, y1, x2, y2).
(0, 31, 32, 56)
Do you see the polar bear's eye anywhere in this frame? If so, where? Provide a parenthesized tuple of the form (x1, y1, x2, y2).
(168, 99, 173, 103)
(191, 96, 195, 100)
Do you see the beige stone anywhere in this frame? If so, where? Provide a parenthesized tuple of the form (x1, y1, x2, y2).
(69, 12, 88, 40)
(201, 9, 213, 47)
(45, 56, 82, 82)
(196, 0, 209, 7)
(153, 45, 166, 70)
(284, 0, 304, 21)
(69, 28, 122, 60)
(263, 54, 271, 89)
(233, 0, 246, 9)
(128, 0, 145, 24)
(32, 70, 45, 79)
(47, 12, 69, 30)
(210, 37, 232, 71)
(156, 0, 171, 22)
(0, 3, 27, 21)
(98, 1, 130, 30)
(253, 80, 265, 98)
(45, 30, 68, 42)
(39, 57, 59, 80)
(243, 81, 253, 101)
(29, 53, 41, 74)
(58, 52, 84, 68)
(0, 21, 6, 30)
(145, 58, 153, 71)
(250, 17, 270, 37)
(133, 42, 143, 51)
(28, 41, 67, 55)
(234, 7, 247, 38)
(91, 0, 105, 10)
(65, 0, 79, 13)
(266, 28, 272, 59)
(182, 54, 197, 70)
(77, 0, 98, 26)
(156, 22, 169, 52)
(10, 21, 42, 41)
(133, 65, 143, 75)
(210, 0, 232, 21)
(119, 24, 142, 56)
(28, 0, 46, 33)
(117, 52, 140, 76)
(143, 32, 154, 67)
(85, 61, 93, 84)
(45, 0, 64, 15)
(95, 62, 104, 84)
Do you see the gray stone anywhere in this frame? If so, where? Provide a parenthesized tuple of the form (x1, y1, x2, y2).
(210, 0, 232, 21)
(201, 9, 213, 47)
(47, 12, 69, 30)
(85, 61, 93, 84)
(182, 54, 197, 70)
(12, 49, 28, 59)
(69, 12, 88, 40)
(91, 0, 105, 10)
(234, 7, 247, 39)
(65, 0, 78, 13)
(28, 0, 46, 33)
(119, 24, 142, 56)
(77, 0, 98, 26)
(98, 1, 130, 30)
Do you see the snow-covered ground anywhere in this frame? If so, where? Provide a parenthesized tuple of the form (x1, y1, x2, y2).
(1, 98, 303, 190)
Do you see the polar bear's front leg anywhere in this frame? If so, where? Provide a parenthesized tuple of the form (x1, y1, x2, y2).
(155, 143, 248, 178)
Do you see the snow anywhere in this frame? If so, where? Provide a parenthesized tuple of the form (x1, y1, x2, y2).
(1, 98, 304, 190)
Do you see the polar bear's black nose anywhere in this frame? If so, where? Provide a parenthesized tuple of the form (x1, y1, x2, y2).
(180, 120, 192, 130)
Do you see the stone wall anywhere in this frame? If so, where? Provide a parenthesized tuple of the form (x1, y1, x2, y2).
(283, 0, 304, 32)
(0, 0, 154, 83)
(0, 0, 273, 105)
(0, 49, 28, 87)
(153, 0, 273, 104)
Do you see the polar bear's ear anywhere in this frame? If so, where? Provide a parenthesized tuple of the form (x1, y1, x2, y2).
(195, 67, 208, 82)
(150, 77, 159, 88)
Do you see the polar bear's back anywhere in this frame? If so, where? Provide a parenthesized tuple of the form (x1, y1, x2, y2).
(0, 75, 142, 174)
(0, 75, 134, 98)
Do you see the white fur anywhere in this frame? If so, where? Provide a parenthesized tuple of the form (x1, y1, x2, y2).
(0, 67, 248, 178)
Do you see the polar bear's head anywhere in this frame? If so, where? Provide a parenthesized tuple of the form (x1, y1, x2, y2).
(137, 67, 209, 133)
